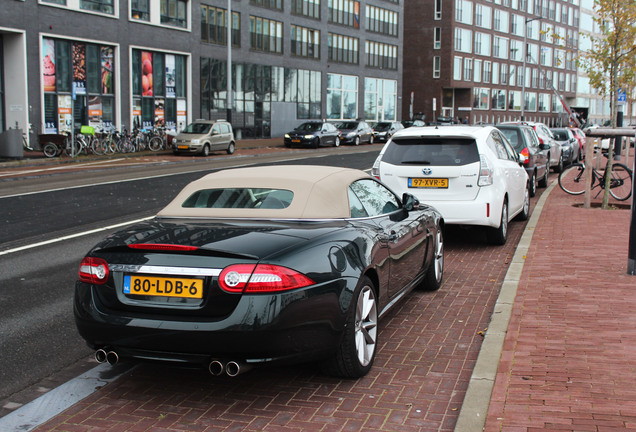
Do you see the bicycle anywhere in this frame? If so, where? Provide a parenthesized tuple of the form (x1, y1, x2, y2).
(148, 127, 165, 152)
(558, 150, 633, 201)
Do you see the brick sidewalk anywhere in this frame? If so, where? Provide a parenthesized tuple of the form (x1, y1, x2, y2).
(485, 187, 636, 431)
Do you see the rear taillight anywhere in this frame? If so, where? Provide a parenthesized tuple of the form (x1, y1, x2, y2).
(219, 264, 315, 293)
(520, 147, 530, 165)
(478, 154, 494, 186)
(128, 244, 198, 251)
(79, 257, 109, 285)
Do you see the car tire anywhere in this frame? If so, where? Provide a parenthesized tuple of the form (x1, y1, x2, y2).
(226, 142, 235, 155)
(553, 154, 563, 173)
(487, 200, 508, 246)
(314, 138, 320, 149)
(516, 185, 530, 221)
(529, 171, 537, 197)
(419, 228, 444, 291)
(201, 144, 210, 157)
(369, 135, 374, 144)
(354, 136, 360, 146)
(323, 276, 377, 378)
(334, 137, 340, 147)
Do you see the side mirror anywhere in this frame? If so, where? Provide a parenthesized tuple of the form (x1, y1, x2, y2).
(402, 193, 420, 211)
(211, 130, 219, 135)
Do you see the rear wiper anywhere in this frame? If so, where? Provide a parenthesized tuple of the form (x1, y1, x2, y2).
(401, 160, 431, 165)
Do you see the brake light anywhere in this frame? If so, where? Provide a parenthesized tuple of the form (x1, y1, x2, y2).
(219, 264, 315, 293)
(520, 147, 530, 165)
(478, 154, 494, 186)
(128, 244, 199, 251)
(79, 257, 109, 285)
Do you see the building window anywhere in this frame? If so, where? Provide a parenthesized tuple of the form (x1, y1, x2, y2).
(42, 0, 67, 4)
(328, 33, 359, 64)
(364, 78, 397, 121)
(201, 5, 240, 46)
(161, 0, 188, 28)
(475, 4, 492, 29)
(493, 9, 509, 33)
(131, 0, 150, 20)
(453, 56, 462, 80)
(250, 0, 283, 10)
(463, 58, 472, 81)
(434, 27, 441, 49)
(366, 5, 398, 37)
(433, 56, 441, 78)
(250, 16, 283, 54)
(291, 25, 320, 59)
(291, 0, 320, 19)
(492, 89, 507, 110)
(455, 0, 473, 25)
(80, 0, 114, 14)
(474, 59, 482, 82)
(483, 61, 492, 83)
(474, 33, 491, 56)
(327, 73, 358, 120)
(328, 0, 360, 28)
(455, 27, 472, 53)
(493, 36, 508, 59)
(508, 90, 521, 110)
(500, 63, 508, 84)
(41, 38, 117, 133)
(434, 0, 442, 19)
(365, 40, 397, 70)
(473, 87, 490, 109)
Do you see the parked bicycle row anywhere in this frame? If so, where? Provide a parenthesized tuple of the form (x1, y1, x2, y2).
(38, 126, 170, 158)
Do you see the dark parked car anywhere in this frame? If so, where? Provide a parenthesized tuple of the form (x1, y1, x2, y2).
(335, 120, 374, 145)
(551, 127, 580, 165)
(401, 120, 427, 128)
(284, 121, 341, 148)
(500, 121, 563, 173)
(497, 124, 550, 197)
(372, 121, 404, 143)
(74, 165, 445, 378)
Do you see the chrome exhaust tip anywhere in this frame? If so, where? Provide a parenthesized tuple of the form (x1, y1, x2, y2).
(106, 351, 119, 365)
(226, 361, 251, 377)
(208, 360, 225, 376)
(94, 349, 107, 363)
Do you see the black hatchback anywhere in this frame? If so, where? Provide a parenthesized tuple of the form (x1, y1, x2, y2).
(497, 124, 551, 197)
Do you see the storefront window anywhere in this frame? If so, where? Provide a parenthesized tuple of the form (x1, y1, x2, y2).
(327, 73, 358, 120)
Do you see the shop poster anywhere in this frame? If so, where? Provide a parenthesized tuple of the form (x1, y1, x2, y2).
(58, 95, 73, 134)
(141, 51, 153, 96)
(72, 42, 87, 96)
(101, 47, 114, 94)
(177, 99, 187, 132)
(42, 39, 56, 92)
(88, 96, 103, 129)
(154, 99, 165, 128)
(165, 54, 176, 98)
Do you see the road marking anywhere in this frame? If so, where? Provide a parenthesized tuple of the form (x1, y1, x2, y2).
(0, 216, 153, 256)
(0, 158, 129, 178)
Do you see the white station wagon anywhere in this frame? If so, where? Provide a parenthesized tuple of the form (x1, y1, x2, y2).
(372, 125, 529, 245)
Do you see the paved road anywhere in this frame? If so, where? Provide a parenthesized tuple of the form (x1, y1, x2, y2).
(0, 147, 544, 430)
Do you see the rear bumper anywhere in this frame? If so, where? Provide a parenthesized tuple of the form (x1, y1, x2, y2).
(411, 188, 503, 228)
(74, 278, 351, 366)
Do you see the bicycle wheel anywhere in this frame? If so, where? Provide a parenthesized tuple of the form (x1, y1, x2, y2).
(91, 138, 106, 155)
(148, 136, 163, 152)
(608, 163, 632, 201)
(558, 163, 586, 195)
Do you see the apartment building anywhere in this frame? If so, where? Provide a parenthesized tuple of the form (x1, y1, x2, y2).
(403, 0, 580, 126)
(0, 0, 403, 143)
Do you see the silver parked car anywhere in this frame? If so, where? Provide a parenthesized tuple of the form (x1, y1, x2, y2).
(173, 120, 236, 156)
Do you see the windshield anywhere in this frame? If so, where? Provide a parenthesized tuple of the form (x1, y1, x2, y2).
(337, 122, 358, 130)
(552, 130, 569, 140)
(383, 138, 480, 166)
(184, 123, 212, 134)
(295, 123, 321, 132)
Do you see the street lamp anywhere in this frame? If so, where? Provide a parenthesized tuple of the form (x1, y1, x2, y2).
(226, 0, 233, 124)
(521, 15, 545, 121)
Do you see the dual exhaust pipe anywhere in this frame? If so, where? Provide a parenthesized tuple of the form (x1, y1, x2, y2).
(94, 348, 119, 365)
(95, 350, 250, 377)
(209, 360, 251, 377)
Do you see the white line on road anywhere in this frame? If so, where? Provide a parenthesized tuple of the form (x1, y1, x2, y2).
(0, 216, 154, 256)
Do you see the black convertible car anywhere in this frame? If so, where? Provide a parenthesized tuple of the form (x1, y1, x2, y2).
(74, 165, 444, 378)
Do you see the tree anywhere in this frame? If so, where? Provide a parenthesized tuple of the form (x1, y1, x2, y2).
(579, 0, 636, 208)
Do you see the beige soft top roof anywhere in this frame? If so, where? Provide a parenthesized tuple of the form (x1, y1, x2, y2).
(157, 165, 372, 219)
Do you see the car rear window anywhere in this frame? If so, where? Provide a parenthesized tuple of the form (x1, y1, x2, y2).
(382, 137, 480, 166)
(499, 129, 523, 151)
(182, 188, 294, 210)
(552, 130, 568, 140)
